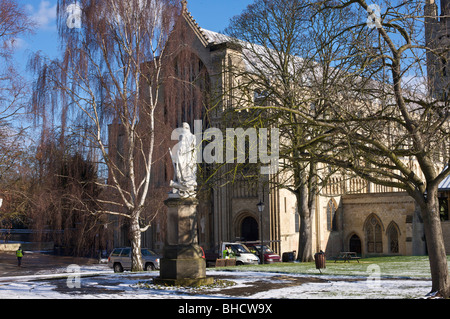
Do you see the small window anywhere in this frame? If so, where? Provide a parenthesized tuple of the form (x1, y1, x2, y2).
(439, 197, 449, 221)
(141, 249, 156, 256)
(120, 248, 131, 257)
(111, 249, 122, 256)
(327, 199, 338, 231)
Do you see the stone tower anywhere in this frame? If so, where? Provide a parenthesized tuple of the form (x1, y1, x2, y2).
(425, 0, 450, 100)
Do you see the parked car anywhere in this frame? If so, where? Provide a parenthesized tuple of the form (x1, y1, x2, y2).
(246, 244, 281, 263)
(220, 242, 259, 265)
(108, 247, 161, 272)
(200, 246, 206, 259)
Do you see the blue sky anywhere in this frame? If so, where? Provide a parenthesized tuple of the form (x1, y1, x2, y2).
(6, 0, 253, 141)
(13, 0, 254, 75)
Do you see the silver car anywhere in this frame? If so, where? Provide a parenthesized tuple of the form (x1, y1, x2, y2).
(108, 247, 161, 272)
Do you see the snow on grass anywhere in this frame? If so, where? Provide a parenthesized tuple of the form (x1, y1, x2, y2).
(0, 270, 433, 299)
(0, 256, 441, 299)
(0, 270, 432, 299)
(219, 256, 437, 279)
(249, 278, 431, 299)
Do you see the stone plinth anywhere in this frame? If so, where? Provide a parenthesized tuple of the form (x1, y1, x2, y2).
(153, 197, 213, 287)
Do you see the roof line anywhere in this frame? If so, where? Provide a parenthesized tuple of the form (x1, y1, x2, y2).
(439, 166, 450, 191)
(182, 2, 211, 47)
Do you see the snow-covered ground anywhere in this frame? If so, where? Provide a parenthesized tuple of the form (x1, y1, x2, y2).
(0, 263, 433, 299)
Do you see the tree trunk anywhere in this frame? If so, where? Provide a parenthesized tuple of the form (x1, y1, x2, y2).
(298, 210, 313, 262)
(297, 177, 314, 262)
(420, 189, 450, 298)
(129, 215, 143, 272)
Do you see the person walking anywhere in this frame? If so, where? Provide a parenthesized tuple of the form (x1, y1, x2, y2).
(16, 246, 23, 267)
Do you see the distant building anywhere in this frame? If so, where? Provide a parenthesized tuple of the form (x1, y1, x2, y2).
(426, 0, 450, 100)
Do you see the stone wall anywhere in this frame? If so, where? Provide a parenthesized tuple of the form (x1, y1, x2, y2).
(278, 188, 298, 256)
(0, 242, 54, 252)
(339, 192, 418, 257)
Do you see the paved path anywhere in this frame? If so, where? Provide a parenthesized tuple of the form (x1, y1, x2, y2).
(0, 251, 100, 278)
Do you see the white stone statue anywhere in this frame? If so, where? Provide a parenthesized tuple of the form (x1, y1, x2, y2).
(169, 122, 197, 198)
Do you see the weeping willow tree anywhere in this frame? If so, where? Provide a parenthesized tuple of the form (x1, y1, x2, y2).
(30, 0, 183, 271)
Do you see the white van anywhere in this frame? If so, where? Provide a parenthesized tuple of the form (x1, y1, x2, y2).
(221, 242, 260, 265)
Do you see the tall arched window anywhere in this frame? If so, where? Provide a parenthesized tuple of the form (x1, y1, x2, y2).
(326, 199, 338, 231)
(365, 214, 383, 253)
(387, 222, 400, 254)
(165, 50, 210, 128)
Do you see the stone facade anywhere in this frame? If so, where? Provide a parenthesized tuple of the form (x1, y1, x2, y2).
(340, 193, 425, 257)
(425, 0, 450, 100)
(109, 3, 450, 260)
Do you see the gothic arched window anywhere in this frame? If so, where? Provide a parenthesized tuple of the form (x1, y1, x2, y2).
(326, 199, 338, 231)
(365, 214, 383, 253)
(387, 222, 400, 254)
(166, 50, 210, 128)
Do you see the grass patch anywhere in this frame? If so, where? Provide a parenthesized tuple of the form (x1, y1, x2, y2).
(211, 255, 450, 279)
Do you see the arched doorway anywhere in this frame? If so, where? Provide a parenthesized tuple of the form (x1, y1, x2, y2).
(241, 217, 259, 241)
(349, 234, 362, 255)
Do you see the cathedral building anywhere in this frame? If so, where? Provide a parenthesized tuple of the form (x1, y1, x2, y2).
(109, 1, 450, 260)
(426, 0, 450, 100)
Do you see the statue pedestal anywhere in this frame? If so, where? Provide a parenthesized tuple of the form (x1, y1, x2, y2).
(153, 197, 213, 287)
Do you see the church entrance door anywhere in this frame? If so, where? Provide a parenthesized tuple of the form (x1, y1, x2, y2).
(241, 217, 259, 241)
(349, 234, 362, 255)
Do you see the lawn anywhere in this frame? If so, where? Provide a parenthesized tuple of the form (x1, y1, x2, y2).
(212, 256, 450, 279)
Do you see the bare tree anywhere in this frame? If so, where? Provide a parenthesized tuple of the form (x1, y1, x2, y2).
(26, 131, 106, 256)
(0, 0, 35, 184)
(224, 0, 360, 261)
(30, 0, 182, 271)
(297, 0, 450, 297)
(225, 0, 450, 298)
(0, 0, 35, 232)
(0, 128, 33, 233)
(0, 0, 35, 123)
